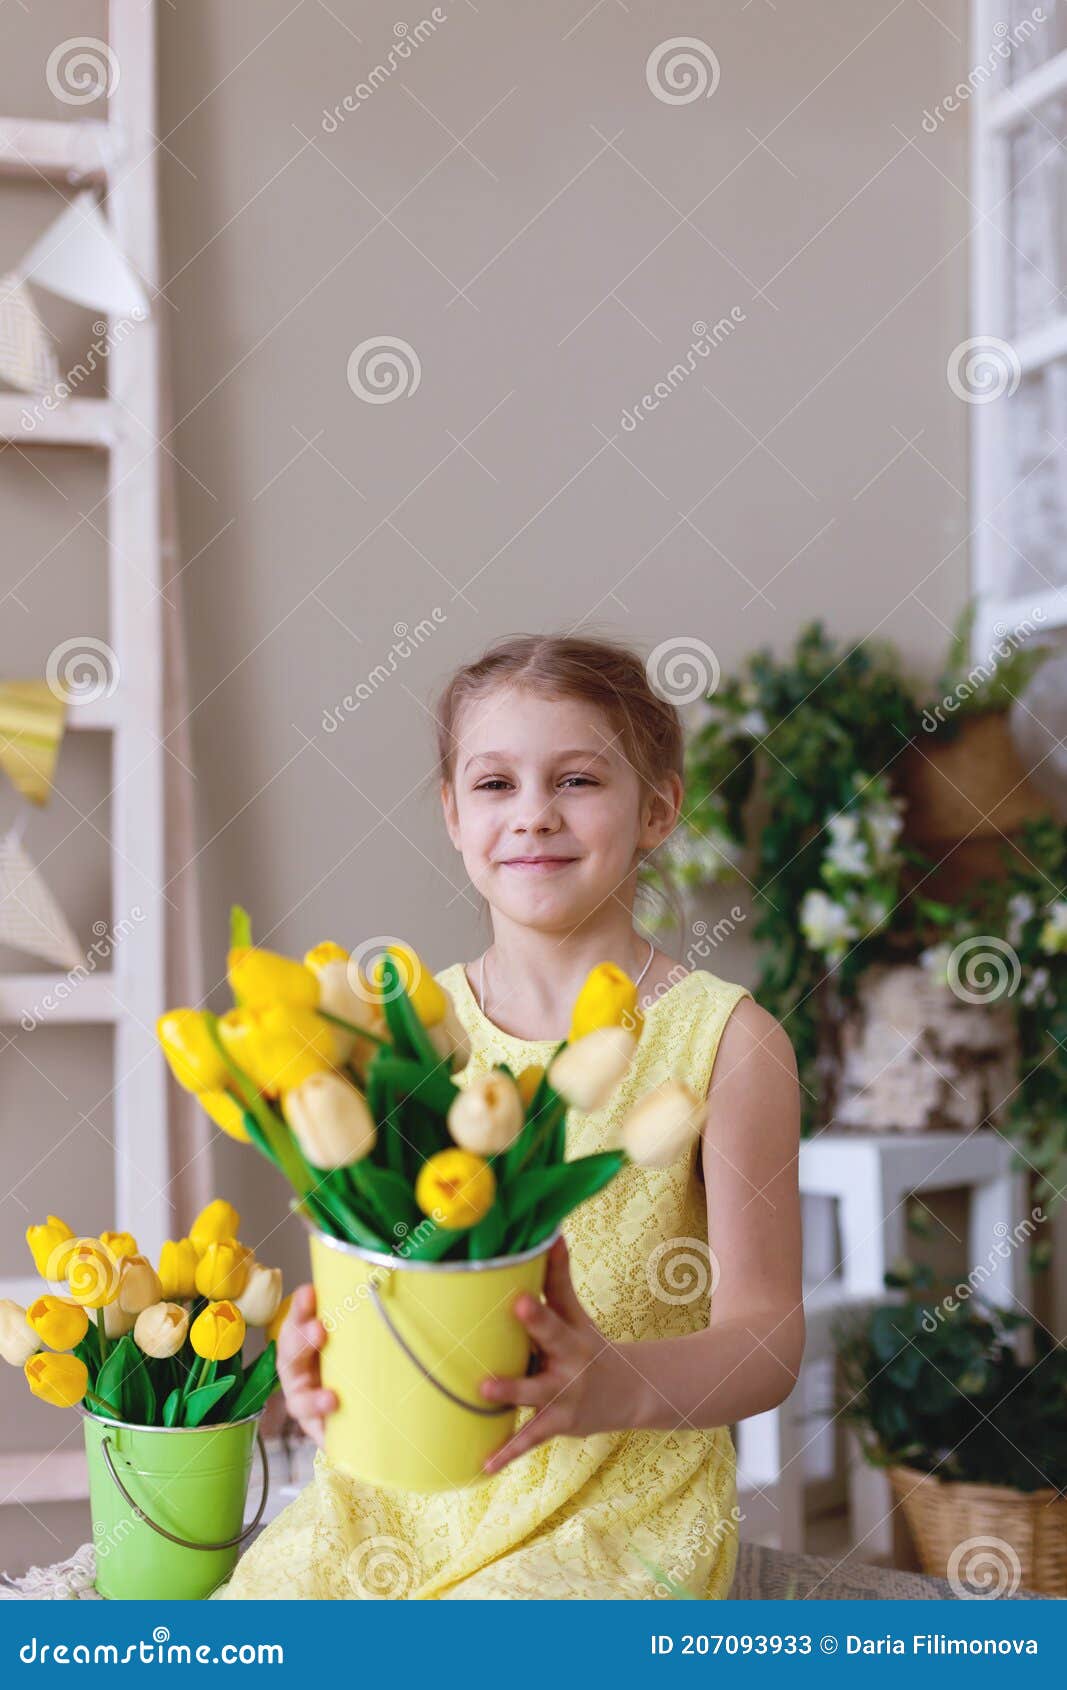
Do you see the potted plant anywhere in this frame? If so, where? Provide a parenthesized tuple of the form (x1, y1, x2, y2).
(0, 1199, 284, 1599)
(833, 1266, 1067, 1597)
(156, 910, 709, 1493)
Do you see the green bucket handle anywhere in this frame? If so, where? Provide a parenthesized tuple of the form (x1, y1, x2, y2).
(99, 1430, 270, 1551)
(366, 1280, 541, 1417)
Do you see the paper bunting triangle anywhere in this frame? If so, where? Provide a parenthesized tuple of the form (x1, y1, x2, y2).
(0, 828, 82, 970)
(0, 271, 60, 393)
(0, 681, 67, 806)
(18, 191, 150, 317)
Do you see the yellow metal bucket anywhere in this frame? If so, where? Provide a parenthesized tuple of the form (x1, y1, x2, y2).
(309, 1225, 557, 1493)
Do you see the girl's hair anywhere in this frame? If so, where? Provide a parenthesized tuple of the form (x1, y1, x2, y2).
(432, 632, 686, 931)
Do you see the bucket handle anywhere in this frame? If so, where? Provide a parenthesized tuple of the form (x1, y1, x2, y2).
(367, 1280, 538, 1416)
(99, 1431, 270, 1551)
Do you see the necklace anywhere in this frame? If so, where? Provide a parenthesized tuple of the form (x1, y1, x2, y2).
(477, 935, 656, 1015)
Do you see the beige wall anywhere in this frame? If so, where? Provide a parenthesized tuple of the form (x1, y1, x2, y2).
(3, 0, 1003, 1531)
(154, 1, 973, 1288)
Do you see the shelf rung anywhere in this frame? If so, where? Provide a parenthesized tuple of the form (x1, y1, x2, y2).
(0, 973, 123, 1025)
(988, 48, 1067, 130)
(0, 1276, 43, 1308)
(0, 395, 118, 448)
(0, 117, 116, 181)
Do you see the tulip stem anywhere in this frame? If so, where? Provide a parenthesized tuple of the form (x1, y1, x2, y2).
(86, 1390, 122, 1420)
(95, 1315, 108, 1369)
(194, 1355, 213, 1393)
(317, 1009, 388, 1048)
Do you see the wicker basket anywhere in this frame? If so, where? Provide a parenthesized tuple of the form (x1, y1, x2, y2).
(889, 1464, 1067, 1598)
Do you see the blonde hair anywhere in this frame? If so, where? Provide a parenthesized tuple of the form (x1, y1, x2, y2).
(432, 632, 686, 931)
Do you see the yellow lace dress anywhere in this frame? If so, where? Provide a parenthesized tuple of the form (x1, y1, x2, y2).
(217, 963, 752, 1601)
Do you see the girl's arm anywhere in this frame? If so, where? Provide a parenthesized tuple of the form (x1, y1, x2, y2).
(480, 996, 805, 1470)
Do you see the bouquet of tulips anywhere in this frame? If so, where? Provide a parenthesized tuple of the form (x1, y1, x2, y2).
(155, 908, 707, 1265)
(0, 1199, 285, 1428)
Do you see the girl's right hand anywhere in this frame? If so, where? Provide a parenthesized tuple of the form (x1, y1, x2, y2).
(276, 1282, 338, 1448)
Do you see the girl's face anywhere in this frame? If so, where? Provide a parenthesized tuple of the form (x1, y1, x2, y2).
(442, 686, 679, 931)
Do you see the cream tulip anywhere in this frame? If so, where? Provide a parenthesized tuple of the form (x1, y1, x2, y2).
(134, 1302, 189, 1359)
(427, 994, 472, 1073)
(310, 958, 386, 1065)
(282, 1070, 376, 1169)
(0, 1299, 39, 1367)
(619, 1081, 706, 1169)
(447, 1070, 523, 1156)
(117, 1254, 163, 1316)
(103, 1300, 136, 1338)
(235, 1263, 283, 1327)
(548, 1025, 636, 1112)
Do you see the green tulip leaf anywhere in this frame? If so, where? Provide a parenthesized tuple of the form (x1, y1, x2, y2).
(183, 1376, 240, 1428)
(94, 1334, 136, 1418)
(350, 1163, 419, 1236)
(402, 1222, 466, 1262)
(162, 1386, 183, 1428)
(509, 1150, 627, 1250)
(230, 904, 253, 949)
(469, 1197, 508, 1261)
(229, 1341, 279, 1420)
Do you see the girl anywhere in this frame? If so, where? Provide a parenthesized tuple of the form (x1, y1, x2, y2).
(219, 632, 803, 1600)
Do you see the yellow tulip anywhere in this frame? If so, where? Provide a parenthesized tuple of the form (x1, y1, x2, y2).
(415, 1148, 495, 1230)
(373, 943, 448, 1027)
(195, 1239, 252, 1301)
(189, 1198, 240, 1257)
(568, 961, 644, 1043)
(548, 1025, 636, 1112)
(26, 1294, 89, 1351)
(199, 1088, 251, 1144)
(427, 994, 472, 1073)
(25, 1350, 88, 1407)
(0, 1300, 40, 1367)
(282, 1071, 376, 1168)
(158, 1237, 199, 1299)
(26, 1215, 75, 1280)
(446, 1071, 524, 1156)
(235, 1264, 283, 1327)
(190, 1300, 245, 1361)
(117, 1255, 163, 1315)
(217, 1003, 335, 1097)
(134, 1302, 189, 1359)
(266, 1292, 292, 1346)
(156, 1009, 230, 1094)
(515, 1064, 544, 1107)
(619, 1081, 706, 1169)
(99, 1230, 138, 1263)
(304, 940, 349, 971)
(66, 1239, 121, 1309)
(227, 945, 319, 1010)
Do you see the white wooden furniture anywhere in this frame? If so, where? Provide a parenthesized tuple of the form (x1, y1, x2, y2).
(0, 3, 168, 1499)
(971, 0, 1067, 655)
(736, 1131, 1030, 1555)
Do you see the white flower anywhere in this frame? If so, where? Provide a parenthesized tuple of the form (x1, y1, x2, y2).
(867, 806, 904, 861)
(919, 944, 952, 987)
(1021, 965, 1051, 1007)
(736, 709, 768, 738)
(800, 890, 857, 958)
(826, 811, 860, 846)
(1007, 893, 1036, 945)
(1038, 902, 1067, 955)
(825, 834, 870, 877)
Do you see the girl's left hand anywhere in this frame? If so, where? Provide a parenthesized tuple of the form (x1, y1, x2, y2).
(479, 1232, 630, 1474)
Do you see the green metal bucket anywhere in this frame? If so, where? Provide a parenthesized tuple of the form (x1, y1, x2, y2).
(81, 1409, 269, 1600)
